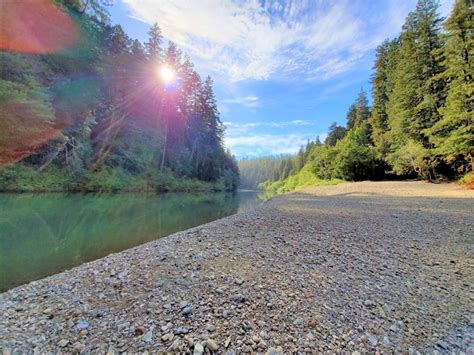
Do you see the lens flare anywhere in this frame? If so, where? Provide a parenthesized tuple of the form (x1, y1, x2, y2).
(159, 66, 175, 83)
(0, 0, 79, 54)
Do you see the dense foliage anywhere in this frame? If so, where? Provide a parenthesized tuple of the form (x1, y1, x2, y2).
(240, 0, 473, 191)
(0, 0, 239, 192)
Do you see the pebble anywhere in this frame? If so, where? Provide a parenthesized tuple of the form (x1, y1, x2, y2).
(142, 330, 153, 342)
(58, 339, 69, 348)
(206, 338, 218, 351)
(193, 342, 204, 355)
(162, 332, 174, 342)
(182, 306, 193, 315)
(75, 320, 89, 331)
(266, 346, 284, 355)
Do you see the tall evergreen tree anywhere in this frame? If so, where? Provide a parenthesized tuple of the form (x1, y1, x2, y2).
(426, 0, 473, 171)
(346, 103, 357, 129)
(145, 23, 163, 60)
(370, 39, 399, 155)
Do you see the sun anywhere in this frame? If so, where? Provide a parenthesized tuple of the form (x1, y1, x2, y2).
(159, 65, 175, 83)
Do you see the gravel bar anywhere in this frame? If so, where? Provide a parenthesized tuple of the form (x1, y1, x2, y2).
(1, 181, 473, 353)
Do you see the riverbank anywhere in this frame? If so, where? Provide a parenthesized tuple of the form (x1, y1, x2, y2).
(1, 181, 472, 352)
(0, 164, 237, 193)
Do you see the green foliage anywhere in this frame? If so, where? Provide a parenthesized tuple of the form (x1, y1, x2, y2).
(386, 140, 435, 178)
(260, 165, 342, 194)
(0, 4, 238, 192)
(324, 123, 347, 146)
(330, 128, 379, 181)
(309, 128, 380, 181)
(0, 165, 69, 192)
(424, 0, 474, 165)
(238, 155, 301, 189)
(369, 39, 399, 155)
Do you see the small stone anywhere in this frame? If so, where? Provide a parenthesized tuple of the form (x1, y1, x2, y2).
(143, 330, 153, 342)
(206, 324, 216, 332)
(230, 293, 246, 303)
(389, 324, 399, 332)
(436, 340, 449, 350)
(72, 341, 85, 352)
(58, 339, 69, 348)
(293, 318, 304, 326)
(266, 346, 283, 355)
(242, 320, 253, 331)
(75, 320, 89, 332)
(174, 326, 189, 335)
(224, 336, 232, 348)
(308, 318, 317, 328)
(134, 326, 145, 336)
(162, 332, 174, 342)
(259, 340, 268, 349)
(364, 300, 375, 308)
(206, 339, 218, 351)
(184, 335, 194, 347)
(367, 334, 378, 346)
(168, 339, 181, 351)
(182, 306, 193, 315)
(194, 342, 204, 355)
(222, 309, 232, 319)
(251, 335, 260, 343)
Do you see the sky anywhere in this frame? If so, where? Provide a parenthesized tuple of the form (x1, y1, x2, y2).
(109, 0, 454, 159)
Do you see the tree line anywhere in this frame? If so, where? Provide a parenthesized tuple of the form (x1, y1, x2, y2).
(0, 0, 239, 192)
(240, 0, 473, 188)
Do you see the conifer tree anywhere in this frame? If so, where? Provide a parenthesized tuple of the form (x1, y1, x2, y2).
(370, 39, 399, 155)
(145, 23, 163, 60)
(426, 0, 473, 171)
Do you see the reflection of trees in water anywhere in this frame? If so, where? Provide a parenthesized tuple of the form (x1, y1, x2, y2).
(0, 192, 256, 291)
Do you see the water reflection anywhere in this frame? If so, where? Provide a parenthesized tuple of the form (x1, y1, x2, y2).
(0, 191, 261, 292)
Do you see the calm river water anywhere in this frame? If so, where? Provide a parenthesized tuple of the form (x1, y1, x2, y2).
(0, 191, 262, 292)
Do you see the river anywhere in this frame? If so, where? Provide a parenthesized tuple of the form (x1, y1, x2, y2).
(0, 190, 262, 292)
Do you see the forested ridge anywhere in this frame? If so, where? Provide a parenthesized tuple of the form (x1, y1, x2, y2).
(240, 0, 473, 192)
(0, 0, 239, 192)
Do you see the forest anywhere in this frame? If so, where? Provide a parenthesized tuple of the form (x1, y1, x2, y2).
(0, 0, 239, 192)
(240, 0, 473, 193)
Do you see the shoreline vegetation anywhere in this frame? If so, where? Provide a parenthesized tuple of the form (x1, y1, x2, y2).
(1, 181, 472, 352)
(0, 165, 234, 193)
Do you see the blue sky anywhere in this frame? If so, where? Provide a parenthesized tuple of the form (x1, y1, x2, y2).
(109, 0, 454, 159)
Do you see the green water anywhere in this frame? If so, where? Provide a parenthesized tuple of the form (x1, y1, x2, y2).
(0, 191, 262, 292)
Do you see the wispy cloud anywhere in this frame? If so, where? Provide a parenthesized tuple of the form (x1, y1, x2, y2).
(223, 120, 326, 157)
(222, 95, 259, 107)
(225, 134, 310, 158)
(121, 0, 420, 82)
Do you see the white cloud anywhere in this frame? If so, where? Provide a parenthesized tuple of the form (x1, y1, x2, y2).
(223, 120, 326, 157)
(225, 134, 310, 158)
(121, 0, 423, 82)
(222, 95, 259, 107)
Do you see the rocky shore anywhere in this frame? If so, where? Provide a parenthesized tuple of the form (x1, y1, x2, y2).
(1, 181, 473, 353)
